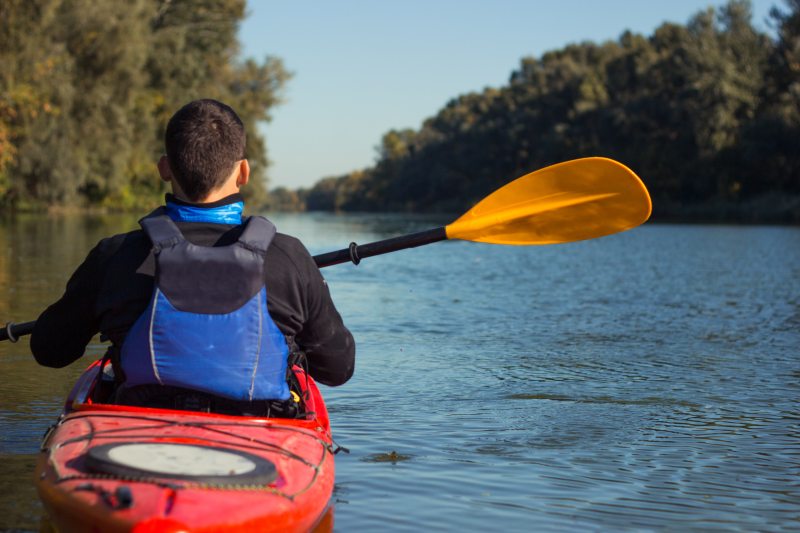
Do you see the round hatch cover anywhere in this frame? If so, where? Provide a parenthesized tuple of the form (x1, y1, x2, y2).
(86, 443, 277, 484)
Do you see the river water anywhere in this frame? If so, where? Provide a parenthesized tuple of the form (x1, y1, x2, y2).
(1, 212, 798, 531)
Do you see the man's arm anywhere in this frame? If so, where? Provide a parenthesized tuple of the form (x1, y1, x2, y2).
(267, 235, 355, 387)
(297, 258, 355, 386)
(30, 243, 104, 367)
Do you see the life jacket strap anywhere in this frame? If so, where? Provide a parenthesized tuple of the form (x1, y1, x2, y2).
(139, 211, 185, 251)
(238, 216, 276, 255)
(139, 208, 277, 255)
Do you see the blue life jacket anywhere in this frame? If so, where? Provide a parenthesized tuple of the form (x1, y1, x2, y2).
(120, 209, 290, 401)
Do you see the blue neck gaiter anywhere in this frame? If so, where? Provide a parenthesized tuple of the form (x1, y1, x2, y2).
(165, 198, 244, 224)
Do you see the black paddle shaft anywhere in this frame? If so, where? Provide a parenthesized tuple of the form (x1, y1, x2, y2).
(1, 226, 449, 342)
(313, 226, 447, 268)
(1, 321, 35, 343)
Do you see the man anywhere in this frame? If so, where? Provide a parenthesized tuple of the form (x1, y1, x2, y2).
(30, 99, 355, 414)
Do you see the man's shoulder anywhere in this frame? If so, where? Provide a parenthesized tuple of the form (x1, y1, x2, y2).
(271, 232, 307, 252)
(97, 229, 150, 253)
(270, 232, 313, 260)
(94, 228, 149, 257)
(266, 232, 317, 276)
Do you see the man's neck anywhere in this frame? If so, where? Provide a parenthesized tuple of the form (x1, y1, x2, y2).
(166, 193, 243, 208)
(172, 188, 238, 205)
(197, 182, 242, 203)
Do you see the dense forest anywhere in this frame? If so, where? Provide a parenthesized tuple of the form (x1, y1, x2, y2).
(0, 0, 288, 209)
(1, 1, 798, 222)
(298, 0, 800, 223)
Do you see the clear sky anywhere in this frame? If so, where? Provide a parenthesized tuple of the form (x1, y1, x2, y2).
(238, 0, 778, 189)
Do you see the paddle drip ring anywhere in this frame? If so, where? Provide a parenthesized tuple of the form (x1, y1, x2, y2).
(5, 323, 18, 343)
(348, 242, 361, 265)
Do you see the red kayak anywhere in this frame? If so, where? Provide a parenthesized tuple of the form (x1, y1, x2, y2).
(35, 360, 336, 532)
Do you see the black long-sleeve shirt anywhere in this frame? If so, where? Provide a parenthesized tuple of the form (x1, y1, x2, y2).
(30, 200, 355, 387)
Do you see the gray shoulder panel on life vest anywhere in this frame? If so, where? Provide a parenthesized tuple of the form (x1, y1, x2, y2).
(140, 212, 185, 250)
(238, 216, 276, 255)
(139, 214, 273, 314)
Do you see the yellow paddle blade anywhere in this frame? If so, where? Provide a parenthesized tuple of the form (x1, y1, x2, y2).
(445, 157, 652, 245)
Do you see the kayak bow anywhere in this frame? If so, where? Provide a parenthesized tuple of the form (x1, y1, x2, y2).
(35, 360, 336, 533)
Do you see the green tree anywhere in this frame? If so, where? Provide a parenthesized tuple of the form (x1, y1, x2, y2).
(0, 0, 289, 209)
(733, 0, 800, 200)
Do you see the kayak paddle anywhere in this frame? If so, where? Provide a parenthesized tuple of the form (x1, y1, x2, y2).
(313, 157, 651, 266)
(1, 157, 651, 342)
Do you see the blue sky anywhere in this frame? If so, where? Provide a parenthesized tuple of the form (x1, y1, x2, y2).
(238, 1, 778, 189)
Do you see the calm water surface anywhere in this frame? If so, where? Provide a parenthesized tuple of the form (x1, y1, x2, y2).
(1, 212, 798, 531)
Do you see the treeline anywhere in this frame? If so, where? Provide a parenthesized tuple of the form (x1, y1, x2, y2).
(301, 0, 800, 223)
(0, 0, 288, 209)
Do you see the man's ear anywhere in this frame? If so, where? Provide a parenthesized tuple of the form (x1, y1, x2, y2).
(157, 155, 173, 183)
(236, 159, 250, 187)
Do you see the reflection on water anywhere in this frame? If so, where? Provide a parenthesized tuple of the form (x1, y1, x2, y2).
(1, 213, 799, 531)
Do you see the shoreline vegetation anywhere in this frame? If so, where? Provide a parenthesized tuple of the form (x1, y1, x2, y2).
(6, 192, 799, 228)
(2, 1, 799, 224)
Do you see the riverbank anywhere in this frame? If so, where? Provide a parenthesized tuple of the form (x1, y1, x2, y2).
(4, 191, 799, 226)
(265, 191, 800, 225)
(652, 193, 800, 225)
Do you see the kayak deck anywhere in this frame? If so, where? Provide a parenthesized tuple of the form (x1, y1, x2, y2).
(35, 361, 336, 532)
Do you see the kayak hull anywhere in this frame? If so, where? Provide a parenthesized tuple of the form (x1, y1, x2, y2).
(35, 361, 335, 532)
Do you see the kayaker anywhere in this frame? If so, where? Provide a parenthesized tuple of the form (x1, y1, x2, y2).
(30, 99, 355, 415)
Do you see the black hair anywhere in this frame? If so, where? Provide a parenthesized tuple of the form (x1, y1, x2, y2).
(164, 99, 246, 201)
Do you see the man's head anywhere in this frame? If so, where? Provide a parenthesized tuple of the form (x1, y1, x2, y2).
(162, 99, 247, 202)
